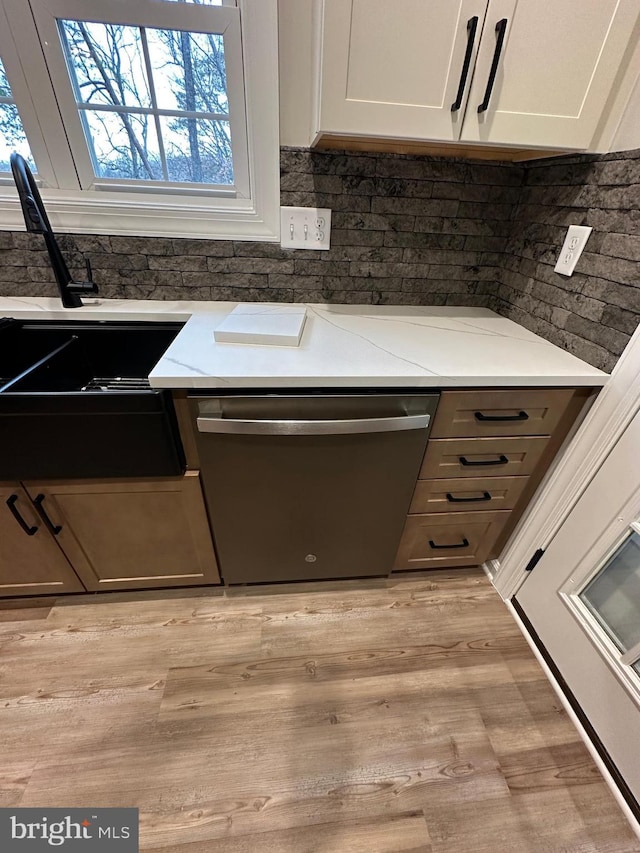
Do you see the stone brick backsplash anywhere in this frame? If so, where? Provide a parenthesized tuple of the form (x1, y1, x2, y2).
(491, 148, 640, 373)
(1, 145, 639, 371)
(0, 147, 517, 308)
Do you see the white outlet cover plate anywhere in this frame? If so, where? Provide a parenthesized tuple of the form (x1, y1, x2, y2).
(280, 206, 331, 250)
(214, 305, 307, 347)
(554, 225, 592, 276)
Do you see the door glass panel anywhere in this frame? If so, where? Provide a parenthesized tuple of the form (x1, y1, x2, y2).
(580, 531, 640, 652)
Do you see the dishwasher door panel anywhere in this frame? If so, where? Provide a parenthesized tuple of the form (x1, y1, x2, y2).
(193, 394, 437, 584)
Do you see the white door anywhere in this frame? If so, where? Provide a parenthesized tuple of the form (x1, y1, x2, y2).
(316, 0, 489, 141)
(516, 407, 640, 808)
(461, 0, 640, 149)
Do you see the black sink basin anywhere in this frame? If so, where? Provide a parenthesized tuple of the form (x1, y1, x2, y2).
(0, 318, 186, 479)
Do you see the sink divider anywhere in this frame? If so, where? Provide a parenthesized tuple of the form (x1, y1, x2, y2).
(0, 336, 79, 393)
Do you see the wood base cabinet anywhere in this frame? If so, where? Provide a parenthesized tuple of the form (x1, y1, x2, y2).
(394, 387, 593, 572)
(22, 472, 220, 592)
(0, 483, 84, 597)
(395, 510, 510, 570)
(0, 473, 220, 597)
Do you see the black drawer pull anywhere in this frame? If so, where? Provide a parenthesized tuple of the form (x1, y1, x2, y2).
(6, 494, 38, 536)
(451, 16, 479, 112)
(459, 454, 508, 467)
(33, 494, 62, 535)
(446, 491, 491, 503)
(429, 538, 470, 550)
(478, 18, 508, 113)
(475, 410, 528, 422)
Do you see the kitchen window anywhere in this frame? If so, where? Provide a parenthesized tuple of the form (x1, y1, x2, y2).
(0, 0, 279, 240)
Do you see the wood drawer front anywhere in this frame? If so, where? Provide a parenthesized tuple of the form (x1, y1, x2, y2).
(420, 436, 549, 480)
(394, 510, 511, 571)
(409, 476, 528, 514)
(430, 389, 575, 438)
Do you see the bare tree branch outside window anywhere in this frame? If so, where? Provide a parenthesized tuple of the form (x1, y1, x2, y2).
(59, 8, 234, 185)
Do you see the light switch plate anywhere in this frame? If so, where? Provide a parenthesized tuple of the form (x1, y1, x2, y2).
(280, 206, 331, 250)
(554, 225, 592, 276)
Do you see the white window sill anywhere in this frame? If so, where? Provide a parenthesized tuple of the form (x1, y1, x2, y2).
(0, 186, 281, 241)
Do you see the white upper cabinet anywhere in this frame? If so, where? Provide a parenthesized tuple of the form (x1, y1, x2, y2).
(313, 0, 640, 151)
(315, 0, 489, 142)
(461, 0, 640, 149)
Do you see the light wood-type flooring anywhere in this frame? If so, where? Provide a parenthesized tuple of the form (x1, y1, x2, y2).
(1, 568, 638, 852)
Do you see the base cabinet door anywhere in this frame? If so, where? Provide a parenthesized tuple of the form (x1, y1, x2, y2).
(0, 484, 84, 597)
(23, 472, 221, 592)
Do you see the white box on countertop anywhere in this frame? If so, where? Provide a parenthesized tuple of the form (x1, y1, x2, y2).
(213, 305, 307, 347)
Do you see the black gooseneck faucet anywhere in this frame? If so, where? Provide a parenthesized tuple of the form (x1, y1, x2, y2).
(10, 152, 98, 308)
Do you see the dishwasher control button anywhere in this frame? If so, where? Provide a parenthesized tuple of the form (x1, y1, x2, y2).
(305, 554, 317, 563)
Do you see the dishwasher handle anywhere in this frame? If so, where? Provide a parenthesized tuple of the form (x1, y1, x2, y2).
(196, 413, 431, 436)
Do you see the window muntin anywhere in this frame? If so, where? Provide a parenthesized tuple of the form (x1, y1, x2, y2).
(0, 56, 35, 172)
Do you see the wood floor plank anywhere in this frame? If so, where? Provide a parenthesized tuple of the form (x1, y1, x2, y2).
(0, 760, 36, 807)
(3, 570, 636, 851)
(142, 811, 432, 852)
(0, 606, 52, 622)
(426, 788, 640, 853)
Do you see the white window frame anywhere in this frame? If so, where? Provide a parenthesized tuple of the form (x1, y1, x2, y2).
(0, 0, 279, 241)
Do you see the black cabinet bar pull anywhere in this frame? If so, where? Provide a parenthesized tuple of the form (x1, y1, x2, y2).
(6, 494, 38, 536)
(459, 454, 508, 467)
(477, 18, 508, 113)
(33, 494, 62, 535)
(451, 16, 479, 112)
(475, 410, 528, 422)
(429, 538, 470, 550)
(446, 491, 491, 503)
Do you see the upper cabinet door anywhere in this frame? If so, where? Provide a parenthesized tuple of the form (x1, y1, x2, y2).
(315, 0, 489, 142)
(461, 0, 640, 149)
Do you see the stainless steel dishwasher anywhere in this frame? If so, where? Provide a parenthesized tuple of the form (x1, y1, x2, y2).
(191, 393, 439, 583)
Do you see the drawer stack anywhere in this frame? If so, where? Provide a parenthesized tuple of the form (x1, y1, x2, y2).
(394, 388, 576, 571)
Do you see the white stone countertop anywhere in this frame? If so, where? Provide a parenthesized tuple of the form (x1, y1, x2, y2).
(0, 297, 608, 389)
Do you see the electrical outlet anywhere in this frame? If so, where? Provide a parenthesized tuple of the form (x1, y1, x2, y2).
(280, 206, 331, 250)
(554, 225, 592, 276)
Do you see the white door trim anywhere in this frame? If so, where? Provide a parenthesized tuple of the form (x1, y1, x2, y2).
(491, 321, 640, 600)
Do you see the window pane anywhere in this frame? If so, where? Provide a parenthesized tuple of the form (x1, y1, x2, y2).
(0, 57, 11, 97)
(145, 28, 228, 114)
(160, 116, 232, 184)
(580, 531, 640, 652)
(83, 110, 163, 180)
(60, 21, 151, 108)
(0, 57, 36, 172)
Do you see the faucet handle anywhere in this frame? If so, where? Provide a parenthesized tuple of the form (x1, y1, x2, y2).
(66, 256, 99, 297)
(83, 257, 98, 294)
